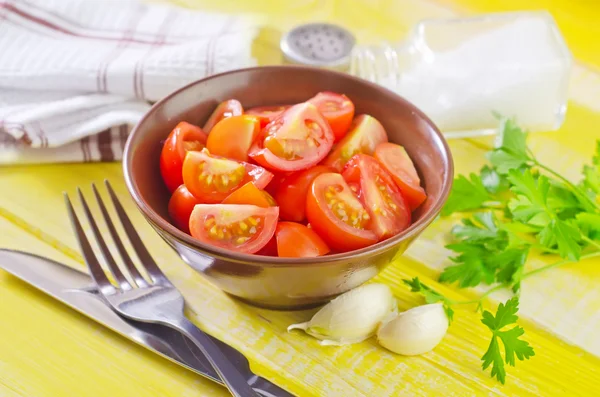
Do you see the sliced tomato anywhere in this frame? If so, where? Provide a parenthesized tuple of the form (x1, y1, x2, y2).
(306, 173, 377, 251)
(323, 114, 388, 171)
(275, 222, 330, 258)
(374, 142, 426, 211)
(203, 99, 243, 133)
(189, 204, 278, 254)
(206, 115, 260, 162)
(160, 122, 208, 192)
(249, 103, 334, 172)
(263, 171, 289, 197)
(182, 149, 273, 204)
(256, 235, 278, 256)
(167, 185, 202, 234)
(307, 92, 355, 142)
(246, 105, 290, 128)
(275, 165, 334, 222)
(222, 181, 276, 208)
(342, 154, 411, 240)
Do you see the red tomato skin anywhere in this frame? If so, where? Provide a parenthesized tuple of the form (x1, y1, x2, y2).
(246, 105, 290, 128)
(160, 122, 207, 193)
(342, 154, 411, 240)
(221, 182, 276, 208)
(203, 99, 243, 133)
(256, 235, 278, 256)
(167, 185, 201, 234)
(374, 143, 427, 211)
(307, 92, 355, 142)
(189, 204, 278, 254)
(275, 165, 334, 222)
(323, 114, 388, 171)
(206, 115, 260, 162)
(182, 150, 273, 204)
(306, 173, 378, 252)
(275, 222, 330, 257)
(248, 103, 335, 172)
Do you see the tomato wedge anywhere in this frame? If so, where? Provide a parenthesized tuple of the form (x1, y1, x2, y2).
(182, 149, 273, 204)
(203, 99, 243, 133)
(374, 143, 427, 211)
(275, 222, 330, 257)
(246, 105, 290, 128)
(307, 92, 355, 142)
(342, 154, 411, 240)
(168, 185, 202, 233)
(206, 115, 260, 162)
(306, 173, 377, 251)
(189, 204, 278, 254)
(256, 235, 278, 256)
(249, 103, 334, 172)
(323, 114, 388, 171)
(275, 165, 334, 222)
(160, 121, 208, 192)
(222, 181, 276, 208)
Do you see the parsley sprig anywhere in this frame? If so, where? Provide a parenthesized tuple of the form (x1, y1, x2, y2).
(404, 119, 600, 384)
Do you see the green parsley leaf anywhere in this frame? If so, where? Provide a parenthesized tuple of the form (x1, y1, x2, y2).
(441, 243, 496, 287)
(402, 278, 454, 322)
(576, 212, 600, 240)
(451, 212, 499, 242)
(442, 173, 492, 216)
(488, 119, 532, 174)
(490, 248, 529, 289)
(480, 165, 510, 194)
(481, 297, 535, 384)
(507, 170, 552, 226)
(538, 219, 582, 261)
(581, 141, 600, 198)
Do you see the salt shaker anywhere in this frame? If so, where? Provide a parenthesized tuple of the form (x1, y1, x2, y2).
(282, 12, 573, 138)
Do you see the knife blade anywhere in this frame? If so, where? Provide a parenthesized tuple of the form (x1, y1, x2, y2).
(0, 249, 293, 397)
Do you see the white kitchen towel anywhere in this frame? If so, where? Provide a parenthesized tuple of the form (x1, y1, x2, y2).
(0, 0, 259, 164)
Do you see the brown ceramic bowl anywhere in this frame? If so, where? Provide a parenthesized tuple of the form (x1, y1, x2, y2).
(123, 65, 453, 310)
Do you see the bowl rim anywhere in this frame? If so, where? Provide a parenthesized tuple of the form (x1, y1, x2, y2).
(123, 65, 454, 267)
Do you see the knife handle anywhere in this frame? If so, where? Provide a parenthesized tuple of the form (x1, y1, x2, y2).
(164, 317, 260, 397)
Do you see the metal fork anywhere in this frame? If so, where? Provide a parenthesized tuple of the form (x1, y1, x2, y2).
(64, 181, 260, 397)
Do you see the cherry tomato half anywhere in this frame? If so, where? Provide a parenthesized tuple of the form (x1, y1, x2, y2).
(307, 92, 355, 142)
(323, 114, 388, 171)
(342, 154, 411, 240)
(182, 149, 273, 204)
(256, 235, 278, 256)
(275, 222, 330, 258)
(249, 103, 335, 172)
(189, 204, 278, 254)
(222, 181, 276, 208)
(246, 105, 290, 128)
(275, 165, 334, 222)
(374, 142, 427, 211)
(206, 115, 260, 162)
(168, 185, 202, 233)
(306, 173, 377, 251)
(160, 122, 208, 193)
(203, 99, 243, 133)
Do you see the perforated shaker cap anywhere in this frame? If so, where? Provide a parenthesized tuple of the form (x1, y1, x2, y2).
(280, 23, 356, 70)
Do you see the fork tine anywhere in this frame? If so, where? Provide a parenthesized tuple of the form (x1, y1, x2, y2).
(91, 184, 149, 288)
(77, 187, 131, 290)
(64, 193, 116, 295)
(104, 180, 168, 284)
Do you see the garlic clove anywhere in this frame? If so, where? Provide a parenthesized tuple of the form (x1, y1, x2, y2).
(287, 283, 396, 345)
(377, 303, 448, 356)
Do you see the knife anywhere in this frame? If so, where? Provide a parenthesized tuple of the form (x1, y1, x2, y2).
(0, 249, 293, 397)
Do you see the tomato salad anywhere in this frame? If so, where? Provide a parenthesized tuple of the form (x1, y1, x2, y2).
(161, 92, 426, 258)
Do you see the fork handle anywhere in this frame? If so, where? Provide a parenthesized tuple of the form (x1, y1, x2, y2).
(165, 317, 260, 397)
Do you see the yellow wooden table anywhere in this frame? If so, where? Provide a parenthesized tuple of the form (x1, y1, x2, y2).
(2, 0, 600, 396)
